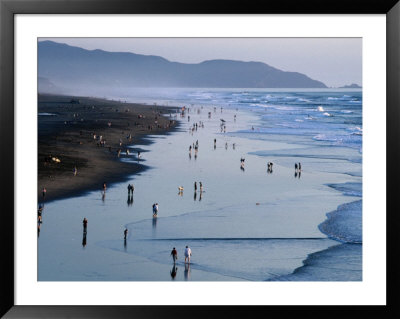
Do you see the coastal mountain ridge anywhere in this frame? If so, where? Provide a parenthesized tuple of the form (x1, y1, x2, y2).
(38, 40, 328, 94)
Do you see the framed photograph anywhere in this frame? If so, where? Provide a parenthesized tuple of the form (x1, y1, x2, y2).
(1, 0, 399, 317)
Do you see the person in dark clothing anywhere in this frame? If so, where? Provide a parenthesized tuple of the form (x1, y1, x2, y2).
(171, 247, 178, 263)
(83, 218, 88, 232)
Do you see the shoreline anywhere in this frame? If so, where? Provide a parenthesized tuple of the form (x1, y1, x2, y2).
(38, 94, 180, 203)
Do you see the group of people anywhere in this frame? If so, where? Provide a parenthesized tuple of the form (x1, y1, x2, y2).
(189, 140, 199, 159)
(127, 184, 134, 195)
(170, 245, 192, 264)
(194, 181, 203, 193)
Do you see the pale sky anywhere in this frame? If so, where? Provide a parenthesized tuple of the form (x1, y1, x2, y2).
(40, 38, 362, 88)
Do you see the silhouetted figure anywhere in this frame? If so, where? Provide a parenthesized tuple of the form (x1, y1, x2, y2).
(83, 218, 88, 232)
(170, 265, 178, 279)
(298, 162, 302, 171)
(295, 163, 298, 172)
(42, 187, 46, 200)
(127, 184, 134, 195)
(37, 205, 43, 223)
(171, 247, 178, 263)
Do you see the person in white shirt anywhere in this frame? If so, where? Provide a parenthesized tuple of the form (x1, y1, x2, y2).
(184, 245, 192, 264)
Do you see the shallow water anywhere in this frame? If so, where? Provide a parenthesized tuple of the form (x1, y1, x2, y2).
(38, 89, 362, 281)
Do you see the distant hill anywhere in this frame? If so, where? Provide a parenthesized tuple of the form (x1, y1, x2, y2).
(38, 40, 327, 94)
(339, 83, 362, 88)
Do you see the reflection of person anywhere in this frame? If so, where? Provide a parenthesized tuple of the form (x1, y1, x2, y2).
(184, 263, 191, 281)
(170, 265, 178, 279)
(82, 232, 87, 247)
(184, 246, 192, 264)
(170, 247, 178, 263)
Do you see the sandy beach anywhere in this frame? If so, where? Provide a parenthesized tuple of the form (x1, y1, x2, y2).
(38, 90, 362, 282)
(38, 94, 179, 202)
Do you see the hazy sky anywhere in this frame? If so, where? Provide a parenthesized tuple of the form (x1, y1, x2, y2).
(40, 38, 362, 87)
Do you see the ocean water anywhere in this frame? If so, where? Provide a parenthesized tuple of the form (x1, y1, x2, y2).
(38, 88, 362, 281)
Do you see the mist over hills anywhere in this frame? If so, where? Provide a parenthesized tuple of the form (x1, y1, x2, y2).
(38, 40, 327, 95)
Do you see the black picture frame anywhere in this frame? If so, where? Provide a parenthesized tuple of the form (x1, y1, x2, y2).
(1, 0, 399, 317)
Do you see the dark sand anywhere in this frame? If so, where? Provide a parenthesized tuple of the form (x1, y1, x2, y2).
(38, 94, 179, 202)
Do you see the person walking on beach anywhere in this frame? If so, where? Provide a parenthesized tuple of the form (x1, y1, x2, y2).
(199, 182, 203, 193)
(298, 162, 302, 171)
(295, 163, 298, 172)
(37, 206, 43, 223)
(152, 203, 159, 216)
(124, 228, 128, 240)
(184, 245, 192, 264)
(194, 182, 197, 192)
(171, 247, 178, 263)
(103, 182, 107, 192)
(83, 218, 88, 232)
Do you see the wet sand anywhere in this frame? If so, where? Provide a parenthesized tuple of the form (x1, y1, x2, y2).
(38, 103, 361, 281)
(38, 94, 179, 202)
